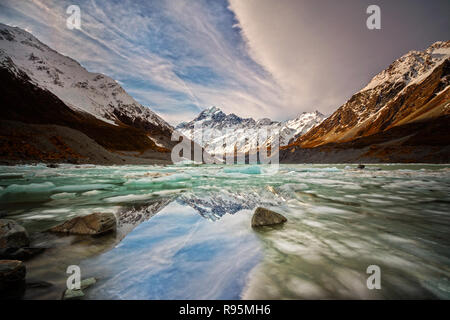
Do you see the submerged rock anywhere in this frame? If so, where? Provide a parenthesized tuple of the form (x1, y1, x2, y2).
(50, 212, 116, 235)
(0, 260, 26, 299)
(0, 219, 30, 249)
(80, 277, 97, 289)
(0, 220, 44, 261)
(62, 277, 97, 300)
(62, 288, 85, 300)
(251, 207, 287, 227)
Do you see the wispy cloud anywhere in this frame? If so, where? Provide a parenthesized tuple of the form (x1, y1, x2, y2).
(228, 0, 450, 117)
(0, 0, 285, 124)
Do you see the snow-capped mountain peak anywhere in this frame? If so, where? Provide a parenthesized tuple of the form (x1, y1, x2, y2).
(177, 106, 257, 131)
(290, 40, 450, 149)
(177, 107, 325, 154)
(362, 41, 450, 92)
(0, 23, 172, 136)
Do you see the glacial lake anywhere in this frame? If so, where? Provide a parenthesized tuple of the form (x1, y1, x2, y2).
(0, 163, 449, 299)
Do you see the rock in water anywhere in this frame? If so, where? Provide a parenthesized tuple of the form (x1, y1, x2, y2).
(62, 277, 97, 300)
(0, 260, 26, 299)
(357, 164, 365, 169)
(81, 277, 97, 289)
(251, 207, 287, 227)
(50, 212, 116, 235)
(62, 288, 85, 300)
(0, 220, 43, 260)
(0, 219, 30, 249)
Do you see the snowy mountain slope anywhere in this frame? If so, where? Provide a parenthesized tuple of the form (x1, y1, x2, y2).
(289, 41, 450, 149)
(176, 107, 325, 154)
(0, 54, 175, 163)
(0, 23, 173, 146)
(362, 41, 450, 92)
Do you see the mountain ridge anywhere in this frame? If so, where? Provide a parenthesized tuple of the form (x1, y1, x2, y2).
(1, 23, 448, 164)
(0, 23, 174, 145)
(281, 40, 450, 163)
(176, 106, 325, 155)
(289, 40, 450, 149)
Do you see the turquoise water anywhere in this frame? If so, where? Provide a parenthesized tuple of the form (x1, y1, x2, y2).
(0, 163, 449, 299)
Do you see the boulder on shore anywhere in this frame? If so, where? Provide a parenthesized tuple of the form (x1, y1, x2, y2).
(251, 207, 287, 228)
(50, 212, 116, 235)
(0, 260, 26, 299)
(0, 219, 30, 249)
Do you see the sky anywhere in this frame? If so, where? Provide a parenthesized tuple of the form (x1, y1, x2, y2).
(0, 0, 449, 125)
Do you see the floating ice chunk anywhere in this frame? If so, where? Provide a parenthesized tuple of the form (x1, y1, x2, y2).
(172, 158, 202, 166)
(295, 167, 340, 173)
(261, 166, 280, 175)
(3, 182, 55, 193)
(152, 189, 185, 197)
(22, 214, 59, 220)
(82, 190, 102, 196)
(125, 173, 191, 188)
(53, 184, 115, 193)
(42, 208, 72, 214)
(104, 193, 154, 203)
(0, 182, 56, 203)
(153, 173, 191, 182)
(0, 173, 24, 179)
(365, 198, 392, 205)
(223, 165, 261, 174)
(51, 192, 77, 200)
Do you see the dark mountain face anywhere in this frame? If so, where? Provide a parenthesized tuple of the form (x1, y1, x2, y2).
(0, 66, 168, 152)
(0, 65, 175, 164)
(280, 115, 450, 164)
